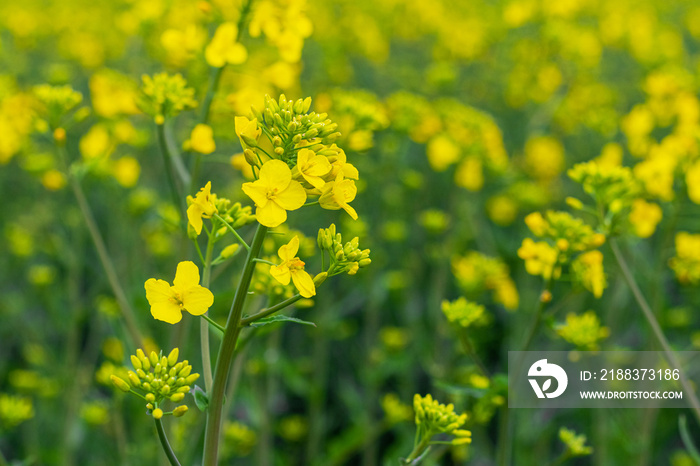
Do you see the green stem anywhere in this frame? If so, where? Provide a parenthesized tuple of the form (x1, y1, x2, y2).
(155, 417, 182, 466)
(213, 213, 251, 251)
(69, 174, 144, 349)
(546, 451, 572, 466)
(403, 437, 431, 464)
(610, 238, 700, 425)
(202, 224, 268, 466)
(201, 314, 225, 335)
(201, 235, 216, 393)
(240, 294, 303, 326)
(157, 123, 184, 214)
(457, 330, 489, 377)
(0, 447, 8, 466)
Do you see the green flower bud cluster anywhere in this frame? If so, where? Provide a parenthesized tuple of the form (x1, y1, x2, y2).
(138, 73, 197, 121)
(212, 200, 256, 239)
(441, 297, 486, 328)
(317, 224, 371, 276)
(111, 348, 198, 419)
(559, 427, 593, 457)
(413, 394, 471, 445)
(33, 84, 85, 130)
(251, 94, 341, 163)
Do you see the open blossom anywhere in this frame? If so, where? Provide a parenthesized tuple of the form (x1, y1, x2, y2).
(204, 23, 247, 68)
(270, 236, 316, 298)
(319, 174, 358, 220)
(294, 148, 331, 189)
(144, 261, 214, 324)
(187, 182, 217, 235)
(188, 124, 216, 154)
(242, 160, 306, 227)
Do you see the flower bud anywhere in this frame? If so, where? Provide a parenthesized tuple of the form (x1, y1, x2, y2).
(167, 348, 179, 366)
(111, 375, 131, 393)
(173, 405, 188, 417)
(152, 408, 163, 420)
(313, 272, 328, 286)
(170, 392, 185, 403)
(130, 355, 142, 370)
(149, 351, 159, 367)
(146, 393, 156, 403)
(129, 371, 141, 387)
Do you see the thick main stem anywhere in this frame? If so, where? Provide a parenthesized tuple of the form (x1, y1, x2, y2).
(202, 224, 268, 466)
(610, 239, 700, 426)
(201, 237, 215, 393)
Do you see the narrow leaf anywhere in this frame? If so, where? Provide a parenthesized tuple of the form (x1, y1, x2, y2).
(248, 315, 316, 328)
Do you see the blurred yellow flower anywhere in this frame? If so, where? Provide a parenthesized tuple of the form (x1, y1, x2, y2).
(187, 182, 218, 235)
(524, 136, 565, 181)
(41, 169, 66, 191)
(669, 232, 700, 285)
(426, 133, 460, 171)
(628, 199, 662, 238)
(557, 311, 609, 349)
(454, 157, 484, 191)
(205, 22, 248, 68)
(111, 156, 141, 188)
(144, 261, 214, 324)
(572, 250, 606, 298)
(518, 238, 559, 280)
(242, 160, 306, 227)
(687, 162, 700, 204)
(270, 236, 316, 297)
(187, 124, 216, 154)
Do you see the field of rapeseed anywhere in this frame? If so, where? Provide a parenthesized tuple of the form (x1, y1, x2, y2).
(2, 0, 700, 464)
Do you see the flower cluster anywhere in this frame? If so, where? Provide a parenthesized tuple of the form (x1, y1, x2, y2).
(138, 73, 197, 122)
(111, 348, 198, 419)
(0, 393, 34, 429)
(556, 311, 609, 350)
(559, 427, 593, 457)
(519, 211, 606, 296)
(317, 223, 371, 276)
(186, 182, 255, 237)
(237, 94, 359, 228)
(412, 393, 472, 448)
(441, 297, 486, 329)
(451, 251, 519, 310)
(33, 84, 84, 130)
(669, 232, 700, 285)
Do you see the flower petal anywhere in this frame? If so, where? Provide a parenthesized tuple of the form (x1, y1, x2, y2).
(278, 236, 299, 262)
(242, 181, 270, 208)
(275, 180, 306, 210)
(173, 261, 201, 290)
(182, 285, 214, 316)
(256, 202, 287, 227)
(145, 278, 174, 305)
(291, 270, 316, 298)
(258, 159, 292, 188)
(270, 264, 291, 285)
(187, 204, 204, 234)
(151, 300, 183, 324)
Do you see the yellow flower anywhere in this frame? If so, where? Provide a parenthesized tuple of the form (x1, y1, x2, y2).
(687, 162, 700, 204)
(319, 175, 358, 220)
(294, 148, 331, 188)
(427, 134, 460, 171)
(234, 116, 262, 149)
(188, 124, 216, 154)
(269, 236, 316, 298)
(557, 311, 609, 350)
(144, 261, 214, 324)
(629, 199, 662, 238)
(204, 23, 248, 68)
(328, 147, 359, 180)
(187, 182, 217, 235)
(242, 160, 306, 227)
(518, 238, 560, 280)
(572, 250, 606, 298)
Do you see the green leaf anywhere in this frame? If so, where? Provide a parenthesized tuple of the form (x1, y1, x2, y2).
(248, 315, 316, 328)
(193, 385, 209, 412)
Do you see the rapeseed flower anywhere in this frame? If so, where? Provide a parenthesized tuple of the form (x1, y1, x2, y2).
(270, 236, 316, 298)
(187, 182, 217, 235)
(205, 23, 248, 68)
(242, 160, 306, 227)
(187, 124, 216, 154)
(293, 148, 331, 189)
(144, 261, 214, 324)
(318, 174, 358, 220)
(556, 311, 609, 349)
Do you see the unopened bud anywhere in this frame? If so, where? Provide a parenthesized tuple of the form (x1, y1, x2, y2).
(173, 405, 188, 417)
(313, 272, 328, 286)
(130, 355, 142, 370)
(170, 392, 185, 403)
(111, 375, 131, 393)
(152, 408, 163, 420)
